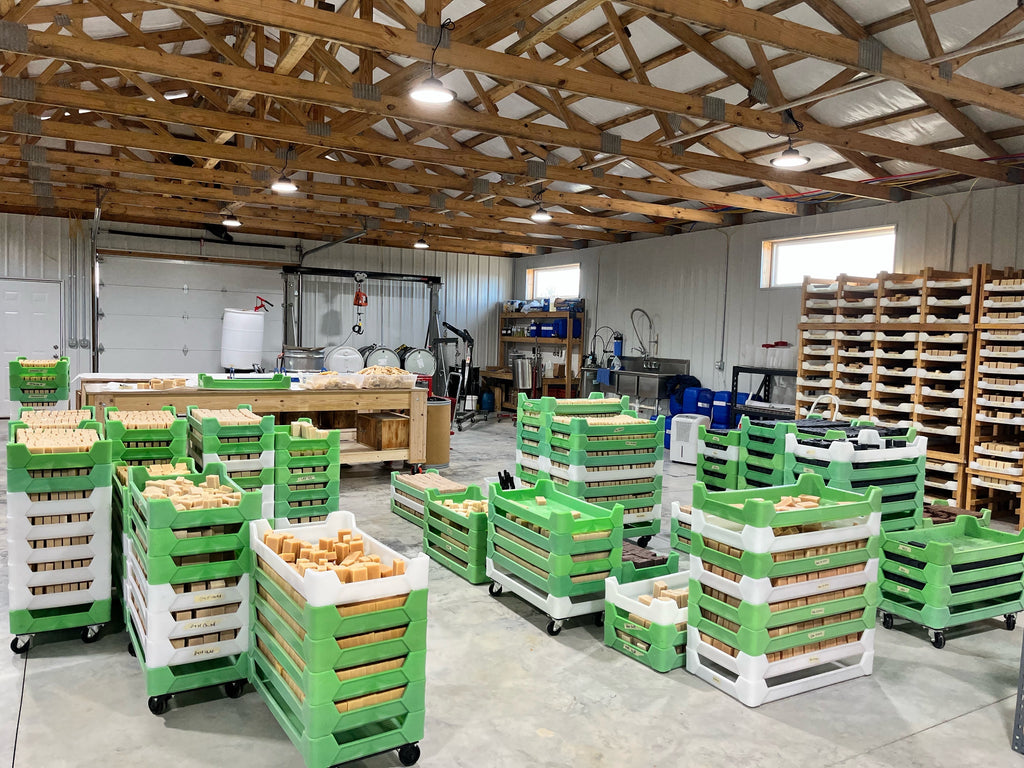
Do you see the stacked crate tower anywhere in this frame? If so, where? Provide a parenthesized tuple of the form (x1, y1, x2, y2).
(106, 407, 188, 589)
(967, 266, 1024, 526)
(516, 393, 663, 545)
(274, 419, 341, 524)
(686, 473, 882, 706)
(9, 356, 70, 417)
(7, 413, 113, 652)
(785, 426, 927, 532)
(123, 463, 260, 713)
(188, 406, 276, 519)
(389, 469, 467, 528)
(487, 479, 624, 635)
(422, 484, 490, 584)
(250, 512, 427, 768)
(878, 510, 1024, 648)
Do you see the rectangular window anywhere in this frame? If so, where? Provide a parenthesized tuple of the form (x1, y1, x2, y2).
(761, 227, 896, 288)
(526, 264, 580, 300)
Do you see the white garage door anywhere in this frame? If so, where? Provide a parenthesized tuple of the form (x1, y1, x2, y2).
(97, 256, 285, 373)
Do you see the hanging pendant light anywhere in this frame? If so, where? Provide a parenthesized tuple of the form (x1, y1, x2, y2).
(222, 212, 242, 227)
(409, 19, 456, 105)
(413, 237, 430, 249)
(530, 205, 552, 223)
(272, 174, 298, 193)
(771, 137, 810, 168)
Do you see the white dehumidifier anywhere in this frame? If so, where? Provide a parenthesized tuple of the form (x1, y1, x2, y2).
(670, 414, 710, 464)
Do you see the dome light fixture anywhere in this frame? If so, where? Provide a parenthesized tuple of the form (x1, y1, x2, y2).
(531, 205, 552, 223)
(410, 19, 456, 105)
(221, 212, 242, 227)
(770, 137, 810, 168)
(272, 174, 298, 193)
(413, 236, 430, 250)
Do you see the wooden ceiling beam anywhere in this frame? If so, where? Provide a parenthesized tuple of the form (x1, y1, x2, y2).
(2, 80, 779, 217)
(621, 0, 1024, 122)
(129, 0, 1013, 184)
(505, 0, 605, 56)
(4, 31, 907, 201)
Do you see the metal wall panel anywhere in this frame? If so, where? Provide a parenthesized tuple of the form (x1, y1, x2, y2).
(300, 244, 514, 366)
(515, 185, 1024, 392)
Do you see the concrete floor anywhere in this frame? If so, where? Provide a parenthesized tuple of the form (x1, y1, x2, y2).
(2, 417, 1024, 768)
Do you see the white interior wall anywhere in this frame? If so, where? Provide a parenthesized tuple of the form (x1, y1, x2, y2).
(0, 217, 514, 382)
(515, 185, 1024, 392)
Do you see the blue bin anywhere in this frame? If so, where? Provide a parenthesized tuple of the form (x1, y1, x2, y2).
(711, 390, 749, 429)
(680, 386, 713, 417)
(539, 318, 582, 338)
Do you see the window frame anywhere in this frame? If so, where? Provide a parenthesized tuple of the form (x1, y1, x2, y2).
(526, 263, 581, 300)
(760, 226, 897, 289)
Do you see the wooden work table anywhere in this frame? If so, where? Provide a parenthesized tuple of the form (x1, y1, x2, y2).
(81, 383, 428, 464)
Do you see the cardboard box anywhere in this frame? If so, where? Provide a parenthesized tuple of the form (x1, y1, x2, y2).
(552, 363, 566, 378)
(356, 413, 410, 450)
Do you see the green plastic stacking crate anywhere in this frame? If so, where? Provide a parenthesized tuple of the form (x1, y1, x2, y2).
(604, 571, 689, 672)
(104, 406, 187, 464)
(274, 420, 341, 523)
(670, 502, 692, 554)
(879, 511, 1024, 645)
(390, 470, 467, 528)
(250, 513, 427, 768)
(9, 357, 70, 404)
(488, 479, 623, 599)
(423, 485, 489, 584)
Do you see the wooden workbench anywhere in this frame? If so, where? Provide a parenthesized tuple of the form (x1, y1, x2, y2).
(81, 384, 428, 464)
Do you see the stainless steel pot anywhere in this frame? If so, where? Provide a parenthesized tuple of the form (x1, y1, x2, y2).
(512, 356, 535, 389)
(282, 346, 325, 372)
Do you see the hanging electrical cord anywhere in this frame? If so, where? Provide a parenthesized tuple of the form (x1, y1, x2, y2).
(410, 19, 457, 104)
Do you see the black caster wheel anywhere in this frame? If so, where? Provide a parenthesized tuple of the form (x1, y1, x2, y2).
(10, 636, 30, 655)
(881, 612, 894, 630)
(488, 582, 502, 597)
(594, 613, 604, 628)
(1007, 614, 1017, 630)
(546, 619, 563, 637)
(456, 425, 463, 432)
(81, 625, 102, 644)
(931, 631, 946, 650)
(148, 695, 170, 716)
(224, 680, 245, 699)
(636, 536, 652, 548)
(398, 743, 421, 766)
(127, 641, 137, 657)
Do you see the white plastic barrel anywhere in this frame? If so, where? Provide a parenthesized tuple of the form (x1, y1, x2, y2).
(220, 308, 265, 370)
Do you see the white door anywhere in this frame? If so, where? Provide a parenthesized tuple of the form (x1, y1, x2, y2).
(0, 279, 63, 418)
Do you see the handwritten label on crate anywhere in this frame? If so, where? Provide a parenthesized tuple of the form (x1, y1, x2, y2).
(184, 619, 226, 632)
(294, 474, 318, 484)
(897, 544, 913, 554)
(810, 607, 825, 616)
(808, 630, 826, 640)
(816, 582, 832, 591)
(814, 557, 831, 566)
(897, 566, 910, 575)
(193, 592, 226, 604)
(192, 645, 221, 658)
(621, 642, 644, 658)
(624, 621, 644, 632)
(896, 585, 909, 593)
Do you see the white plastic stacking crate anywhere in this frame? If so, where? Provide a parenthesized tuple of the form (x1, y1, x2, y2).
(605, 571, 689, 628)
(514, 449, 543, 475)
(784, 433, 927, 465)
(690, 557, 880, 606)
(196, 450, 274, 474)
(250, 512, 429, 606)
(7, 487, 113, 612)
(685, 629, 875, 707)
(541, 458, 663, 483)
(124, 541, 250, 667)
(485, 560, 606, 621)
(622, 503, 662, 527)
(390, 486, 426, 519)
(698, 441, 740, 463)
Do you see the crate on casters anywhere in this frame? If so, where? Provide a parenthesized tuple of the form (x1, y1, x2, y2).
(250, 512, 427, 768)
(7, 420, 113, 653)
(878, 509, 1024, 648)
(123, 463, 259, 714)
(487, 479, 624, 635)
